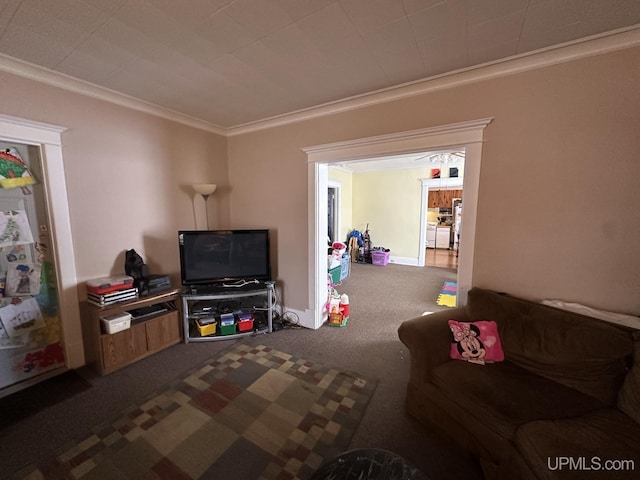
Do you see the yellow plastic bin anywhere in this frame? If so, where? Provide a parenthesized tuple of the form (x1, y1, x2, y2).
(195, 317, 217, 336)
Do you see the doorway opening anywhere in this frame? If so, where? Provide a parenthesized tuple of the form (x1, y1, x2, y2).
(426, 191, 462, 269)
(327, 184, 339, 244)
(304, 118, 493, 329)
(423, 167, 465, 270)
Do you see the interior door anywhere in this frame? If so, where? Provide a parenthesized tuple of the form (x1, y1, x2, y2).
(328, 186, 337, 243)
(0, 142, 65, 391)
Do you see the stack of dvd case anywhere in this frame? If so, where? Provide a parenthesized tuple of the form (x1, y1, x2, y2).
(87, 287, 138, 307)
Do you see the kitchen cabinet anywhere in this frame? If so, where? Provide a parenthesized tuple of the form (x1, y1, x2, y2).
(428, 189, 463, 208)
(426, 223, 437, 248)
(436, 226, 451, 249)
(427, 224, 451, 249)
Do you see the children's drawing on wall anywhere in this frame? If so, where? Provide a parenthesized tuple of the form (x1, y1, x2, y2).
(5, 262, 41, 296)
(0, 296, 44, 339)
(0, 244, 33, 274)
(0, 148, 37, 194)
(0, 315, 28, 349)
(1, 244, 29, 262)
(0, 210, 34, 247)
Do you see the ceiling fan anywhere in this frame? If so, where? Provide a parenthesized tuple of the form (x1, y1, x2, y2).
(415, 151, 465, 164)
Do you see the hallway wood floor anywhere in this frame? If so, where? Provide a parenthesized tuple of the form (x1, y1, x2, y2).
(426, 247, 458, 269)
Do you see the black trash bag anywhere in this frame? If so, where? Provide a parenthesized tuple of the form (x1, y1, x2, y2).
(125, 249, 150, 295)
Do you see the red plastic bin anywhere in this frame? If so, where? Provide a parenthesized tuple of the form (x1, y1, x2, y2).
(237, 318, 254, 332)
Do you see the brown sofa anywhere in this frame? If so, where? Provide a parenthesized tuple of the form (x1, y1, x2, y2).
(398, 287, 640, 480)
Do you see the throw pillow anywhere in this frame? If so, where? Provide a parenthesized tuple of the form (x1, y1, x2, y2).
(448, 320, 504, 365)
(617, 331, 640, 425)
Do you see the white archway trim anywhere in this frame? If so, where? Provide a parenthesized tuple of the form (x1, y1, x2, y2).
(304, 118, 492, 163)
(304, 118, 492, 329)
(0, 114, 83, 368)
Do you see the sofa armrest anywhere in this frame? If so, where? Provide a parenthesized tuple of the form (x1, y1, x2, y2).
(398, 307, 469, 384)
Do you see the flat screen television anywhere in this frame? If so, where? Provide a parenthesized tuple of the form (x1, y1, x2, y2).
(178, 229, 271, 286)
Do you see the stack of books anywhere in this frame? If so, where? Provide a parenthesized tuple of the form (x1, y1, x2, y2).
(86, 275, 138, 307)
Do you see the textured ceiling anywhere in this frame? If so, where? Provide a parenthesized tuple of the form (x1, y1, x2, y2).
(0, 0, 639, 129)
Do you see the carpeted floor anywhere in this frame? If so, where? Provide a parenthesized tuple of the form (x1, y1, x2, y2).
(0, 370, 91, 431)
(13, 343, 377, 480)
(0, 262, 483, 480)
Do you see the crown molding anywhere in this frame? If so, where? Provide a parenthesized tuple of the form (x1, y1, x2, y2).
(0, 53, 226, 136)
(0, 26, 638, 138)
(303, 117, 492, 163)
(228, 25, 640, 136)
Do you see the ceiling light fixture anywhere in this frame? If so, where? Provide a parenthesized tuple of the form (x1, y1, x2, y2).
(427, 152, 465, 164)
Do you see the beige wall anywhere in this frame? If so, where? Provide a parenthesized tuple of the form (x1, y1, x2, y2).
(1, 44, 638, 333)
(333, 165, 464, 262)
(352, 167, 429, 260)
(228, 46, 640, 315)
(0, 71, 229, 289)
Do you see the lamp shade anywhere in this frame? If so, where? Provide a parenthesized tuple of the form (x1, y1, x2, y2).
(192, 183, 217, 196)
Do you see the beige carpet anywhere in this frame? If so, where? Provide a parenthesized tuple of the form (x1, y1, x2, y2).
(13, 343, 376, 480)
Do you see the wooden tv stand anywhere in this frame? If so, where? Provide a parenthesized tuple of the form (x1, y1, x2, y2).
(81, 288, 181, 375)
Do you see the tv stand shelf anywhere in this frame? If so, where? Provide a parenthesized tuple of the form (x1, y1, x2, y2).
(181, 284, 274, 343)
(82, 288, 181, 375)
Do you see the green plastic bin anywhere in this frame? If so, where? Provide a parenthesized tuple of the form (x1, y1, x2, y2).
(328, 266, 341, 285)
(219, 323, 236, 335)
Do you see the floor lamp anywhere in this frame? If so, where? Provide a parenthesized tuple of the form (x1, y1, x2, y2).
(192, 183, 216, 229)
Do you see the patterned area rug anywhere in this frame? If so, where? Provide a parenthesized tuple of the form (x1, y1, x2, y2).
(14, 343, 377, 480)
(436, 281, 457, 307)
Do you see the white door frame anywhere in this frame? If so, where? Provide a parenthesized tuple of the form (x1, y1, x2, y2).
(0, 114, 83, 368)
(303, 118, 493, 329)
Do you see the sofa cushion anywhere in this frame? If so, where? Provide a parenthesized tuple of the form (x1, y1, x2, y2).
(430, 360, 605, 441)
(466, 288, 633, 405)
(448, 320, 504, 364)
(617, 331, 640, 425)
(514, 409, 640, 480)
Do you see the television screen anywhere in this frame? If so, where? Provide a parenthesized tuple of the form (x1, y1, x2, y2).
(178, 230, 271, 286)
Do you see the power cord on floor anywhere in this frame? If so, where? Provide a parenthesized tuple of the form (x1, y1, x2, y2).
(282, 311, 302, 328)
(271, 311, 302, 331)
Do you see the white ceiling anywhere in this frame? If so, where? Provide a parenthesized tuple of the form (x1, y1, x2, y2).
(0, 0, 639, 130)
(335, 150, 464, 172)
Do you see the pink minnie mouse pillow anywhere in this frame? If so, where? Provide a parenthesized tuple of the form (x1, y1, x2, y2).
(448, 320, 504, 365)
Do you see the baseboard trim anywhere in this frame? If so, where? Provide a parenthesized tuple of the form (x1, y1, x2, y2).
(389, 256, 420, 266)
(281, 306, 318, 330)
